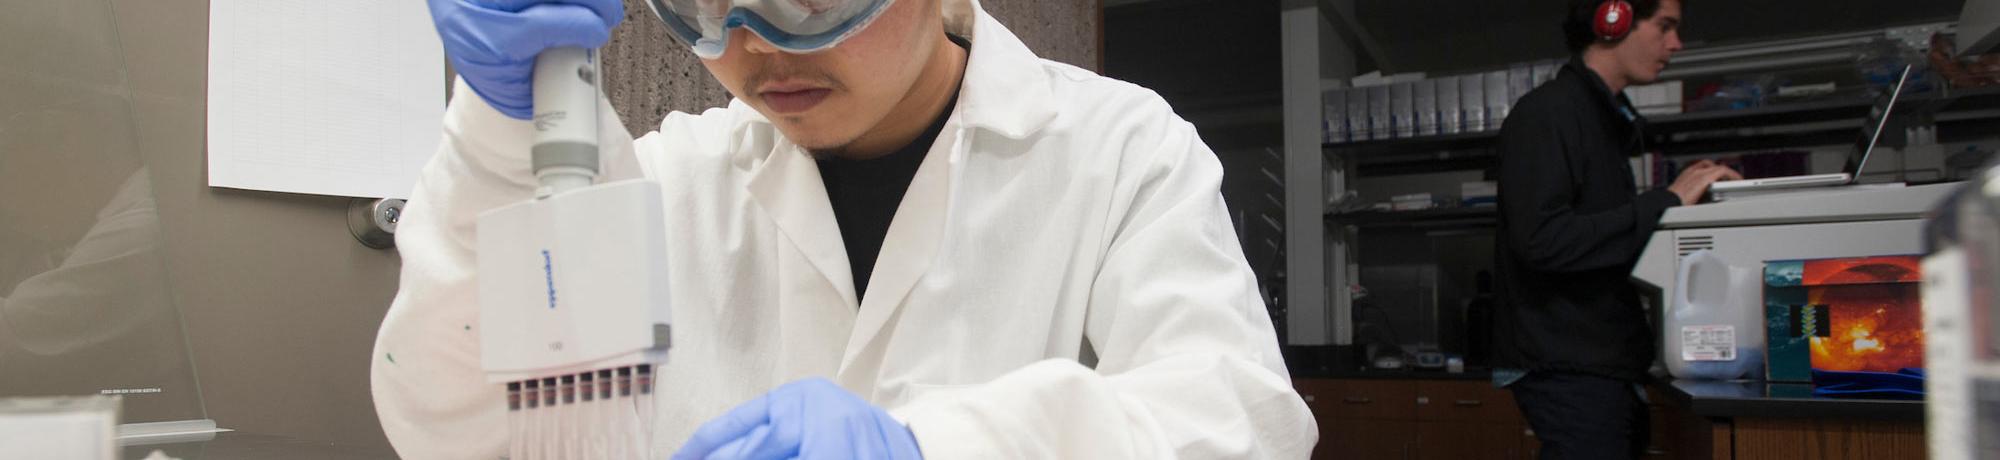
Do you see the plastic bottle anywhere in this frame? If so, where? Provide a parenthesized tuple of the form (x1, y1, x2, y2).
(1663, 250, 1767, 380)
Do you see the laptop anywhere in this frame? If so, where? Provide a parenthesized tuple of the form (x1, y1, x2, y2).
(1706, 64, 1911, 199)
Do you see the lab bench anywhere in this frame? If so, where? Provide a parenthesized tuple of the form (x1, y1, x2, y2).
(1655, 379, 1925, 460)
(1301, 367, 1495, 381)
(120, 431, 396, 459)
(1297, 374, 1927, 460)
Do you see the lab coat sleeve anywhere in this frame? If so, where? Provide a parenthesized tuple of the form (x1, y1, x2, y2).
(1496, 106, 1680, 274)
(370, 77, 640, 459)
(889, 95, 1317, 459)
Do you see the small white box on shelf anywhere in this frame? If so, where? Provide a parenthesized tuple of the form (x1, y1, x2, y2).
(1348, 86, 1372, 142)
(1485, 71, 1511, 129)
(1391, 192, 1435, 211)
(1630, 80, 1684, 116)
(1392, 82, 1416, 138)
(1323, 88, 1347, 143)
(1461, 181, 1498, 206)
(1534, 60, 1561, 88)
(1344, 86, 1376, 142)
(1415, 79, 1439, 137)
(1369, 85, 1392, 140)
(1438, 77, 1462, 135)
(1508, 63, 1534, 104)
(1460, 75, 1486, 132)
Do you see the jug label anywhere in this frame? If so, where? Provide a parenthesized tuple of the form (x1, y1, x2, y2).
(1682, 325, 1737, 361)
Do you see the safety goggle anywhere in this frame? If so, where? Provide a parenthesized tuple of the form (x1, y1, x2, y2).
(643, 0, 896, 59)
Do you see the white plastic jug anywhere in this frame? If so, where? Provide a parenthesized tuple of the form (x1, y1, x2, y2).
(1663, 250, 1766, 380)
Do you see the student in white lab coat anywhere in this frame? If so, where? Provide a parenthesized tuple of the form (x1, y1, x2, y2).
(373, 0, 1317, 457)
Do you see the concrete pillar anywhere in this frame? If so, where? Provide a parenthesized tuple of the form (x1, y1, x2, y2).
(980, 0, 1101, 72)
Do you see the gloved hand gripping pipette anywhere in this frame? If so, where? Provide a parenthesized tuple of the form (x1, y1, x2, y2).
(476, 46, 673, 459)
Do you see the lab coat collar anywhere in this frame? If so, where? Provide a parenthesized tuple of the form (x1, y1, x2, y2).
(948, 0, 1059, 140)
(830, 0, 1055, 368)
(839, 124, 957, 371)
(743, 135, 862, 309)
(738, 0, 1049, 371)
(739, 119, 959, 373)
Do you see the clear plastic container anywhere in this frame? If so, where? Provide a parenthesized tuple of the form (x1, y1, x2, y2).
(1921, 159, 1999, 460)
(1663, 250, 1767, 380)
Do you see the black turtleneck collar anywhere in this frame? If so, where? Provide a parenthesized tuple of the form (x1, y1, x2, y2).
(1562, 58, 1643, 125)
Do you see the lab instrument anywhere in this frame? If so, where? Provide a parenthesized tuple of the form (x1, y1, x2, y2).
(478, 46, 672, 459)
(1632, 183, 1957, 379)
(426, 0, 623, 119)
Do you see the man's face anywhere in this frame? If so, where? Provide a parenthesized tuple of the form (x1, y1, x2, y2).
(1613, 0, 1684, 85)
(698, 0, 939, 150)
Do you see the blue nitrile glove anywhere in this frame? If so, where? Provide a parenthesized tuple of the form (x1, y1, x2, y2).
(673, 378, 923, 460)
(425, 0, 622, 119)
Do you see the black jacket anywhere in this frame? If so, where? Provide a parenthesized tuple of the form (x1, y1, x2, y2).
(1493, 61, 1682, 382)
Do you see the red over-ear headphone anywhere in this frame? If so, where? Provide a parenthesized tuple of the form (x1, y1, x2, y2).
(1594, 0, 1635, 42)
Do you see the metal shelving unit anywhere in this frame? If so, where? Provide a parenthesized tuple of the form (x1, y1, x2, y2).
(1319, 85, 2000, 177)
(1294, 66, 1999, 361)
(1311, 85, 2000, 247)
(1325, 206, 1499, 230)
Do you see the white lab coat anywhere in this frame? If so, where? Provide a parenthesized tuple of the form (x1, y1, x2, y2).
(370, 0, 1317, 457)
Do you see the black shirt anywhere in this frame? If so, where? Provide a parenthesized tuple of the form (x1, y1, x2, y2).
(817, 33, 964, 302)
(1492, 61, 1683, 382)
(817, 101, 952, 303)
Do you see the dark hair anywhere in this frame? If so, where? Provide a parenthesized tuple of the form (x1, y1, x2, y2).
(1563, 0, 1676, 54)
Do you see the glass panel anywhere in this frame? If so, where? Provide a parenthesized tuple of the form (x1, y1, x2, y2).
(1352, 228, 1497, 367)
(0, 0, 206, 424)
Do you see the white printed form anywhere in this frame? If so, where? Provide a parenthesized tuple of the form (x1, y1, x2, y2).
(207, 0, 444, 199)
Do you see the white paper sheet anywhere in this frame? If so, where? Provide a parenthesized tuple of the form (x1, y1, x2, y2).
(207, 0, 444, 199)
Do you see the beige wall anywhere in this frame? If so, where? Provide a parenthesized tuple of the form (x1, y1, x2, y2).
(1, 0, 206, 426)
(112, 0, 406, 449)
(0, 0, 404, 449)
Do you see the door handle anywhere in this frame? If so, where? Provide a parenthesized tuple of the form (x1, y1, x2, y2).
(1453, 399, 1483, 407)
(1342, 397, 1373, 404)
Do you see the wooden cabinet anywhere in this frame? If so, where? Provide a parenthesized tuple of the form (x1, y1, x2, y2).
(1415, 381, 1519, 423)
(1325, 379, 1421, 420)
(1657, 400, 1924, 460)
(1298, 379, 1421, 459)
(1418, 421, 1527, 460)
(1298, 377, 1676, 459)
(1298, 378, 1538, 460)
(1648, 382, 1924, 460)
(1322, 419, 1417, 460)
(1731, 418, 1924, 460)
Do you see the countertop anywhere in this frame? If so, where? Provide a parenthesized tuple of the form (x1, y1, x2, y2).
(122, 431, 396, 459)
(1658, 379, 1924, 421)
(1294, 367, 1495, 381)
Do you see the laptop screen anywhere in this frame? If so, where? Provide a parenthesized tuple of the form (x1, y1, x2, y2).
(1846, 64, 1913, 182)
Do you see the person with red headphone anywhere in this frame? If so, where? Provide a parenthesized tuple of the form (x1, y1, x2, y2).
(1492, 0, 1740, 458)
